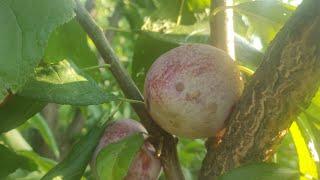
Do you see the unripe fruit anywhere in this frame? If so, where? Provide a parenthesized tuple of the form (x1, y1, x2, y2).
(144, 44, 243, 139)
(92, 119, 161, 180)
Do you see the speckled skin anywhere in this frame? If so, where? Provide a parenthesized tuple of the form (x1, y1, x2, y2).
(144, 44, 243, 139)
(92, 119, 161, 180)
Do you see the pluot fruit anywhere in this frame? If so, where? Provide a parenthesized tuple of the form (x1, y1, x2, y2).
(144, 44, 243, 139)
(92, 119, 161, 180)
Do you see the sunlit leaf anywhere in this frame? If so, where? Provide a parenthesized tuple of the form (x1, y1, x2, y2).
(296, 116, 320, 177)
(19, 60, 117, 105)
(290, 122, 318, 180)
(2, 129, 32, 151)
(44, 19, 100, 80)
(0, 0, 75, 101)
(234, 0, 295, 45)
(187, 0, 210, 12)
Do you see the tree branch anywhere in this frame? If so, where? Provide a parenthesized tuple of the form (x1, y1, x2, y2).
(200, 0, 320, 179)
(210, 0, 228, 51)
(74, 1, 184, 179)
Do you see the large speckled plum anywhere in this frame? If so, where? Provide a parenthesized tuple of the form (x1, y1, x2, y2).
(144, 44, 243, 139)
(92, 119, 161, 180)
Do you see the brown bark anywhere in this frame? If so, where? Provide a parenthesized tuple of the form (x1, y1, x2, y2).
(210, 0, 228, 51)
(200, 0, 320, 179)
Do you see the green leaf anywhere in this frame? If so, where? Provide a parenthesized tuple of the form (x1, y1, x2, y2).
(0, 96, 46, 133)
(234, 0, 295, 45)
(289, 122, 318, 179)
(6, 169, 44, 180)
(2, 129, 33, 151)
(0, 0, 75, 101)
(218, 163, 299, 180)
(178, 138, 206, 179)
(296, 116, 320, 176)
(44, 19, 100, 80)
(187, 0, 210, 12)
(28, 114, 60, 159)
(150, 0, 196, 25)
(19, 60, 117, 105)
(274, 133, 299, 171)
(0, 144, 37, 178)
(96, 133, 145, 180)
(17, 151, 57, 173)
(41, 118, 113, 180)
(3, 130, 56, 172)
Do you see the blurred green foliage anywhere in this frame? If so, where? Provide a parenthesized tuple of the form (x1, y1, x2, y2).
(0, 0, 318, 179)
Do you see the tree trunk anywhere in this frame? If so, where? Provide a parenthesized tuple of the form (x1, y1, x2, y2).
(200, 0, 320, 179)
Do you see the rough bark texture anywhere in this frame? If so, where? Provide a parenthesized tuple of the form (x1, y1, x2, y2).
(210, 0, 228, 51)
(200, 0, 320, 179)
(74, 2, 185, 179)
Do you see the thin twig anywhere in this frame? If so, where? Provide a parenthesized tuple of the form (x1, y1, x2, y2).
(82, 64, 111, 71)
(176, 0, 185, 25)
(74, 1, 184, 179)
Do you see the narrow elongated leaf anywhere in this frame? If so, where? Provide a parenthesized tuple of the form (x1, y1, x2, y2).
(19, 60, 117, 105)
(0, 144, 37, 178)
(218, 163, 299, 180)
(6, 170, 44, 180)
(296, 116, 320, 176)
(0, 96, 45, 133)
(41, 118, 113, 180)
(17, 151, 57, 173)
(0, 0, 75, 101)
(2, 129, 33, 151)
(96, 133, 145, 180)
(28, 114, 60, 158)
(290, 122, 318, 179)
(2, 130, 57, 172)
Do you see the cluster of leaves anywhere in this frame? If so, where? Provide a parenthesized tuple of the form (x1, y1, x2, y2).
(0, 0, 319, 179)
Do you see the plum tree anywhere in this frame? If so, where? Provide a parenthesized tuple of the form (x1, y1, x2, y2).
(92, 119, 162, 180)
(144, 44, 243, 138)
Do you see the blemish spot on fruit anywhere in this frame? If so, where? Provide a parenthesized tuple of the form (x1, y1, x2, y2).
(186, 90, 201, 102)
(208, 102, 217, 113)
(169, 119, 180, 128)
(175, 82, 184, 92)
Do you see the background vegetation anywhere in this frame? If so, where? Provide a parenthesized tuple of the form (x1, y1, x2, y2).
(0, 0, 319, 179)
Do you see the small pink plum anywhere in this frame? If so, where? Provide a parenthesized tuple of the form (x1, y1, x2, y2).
(92, 119, 162, 180)
(144, 44, 243, 139)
